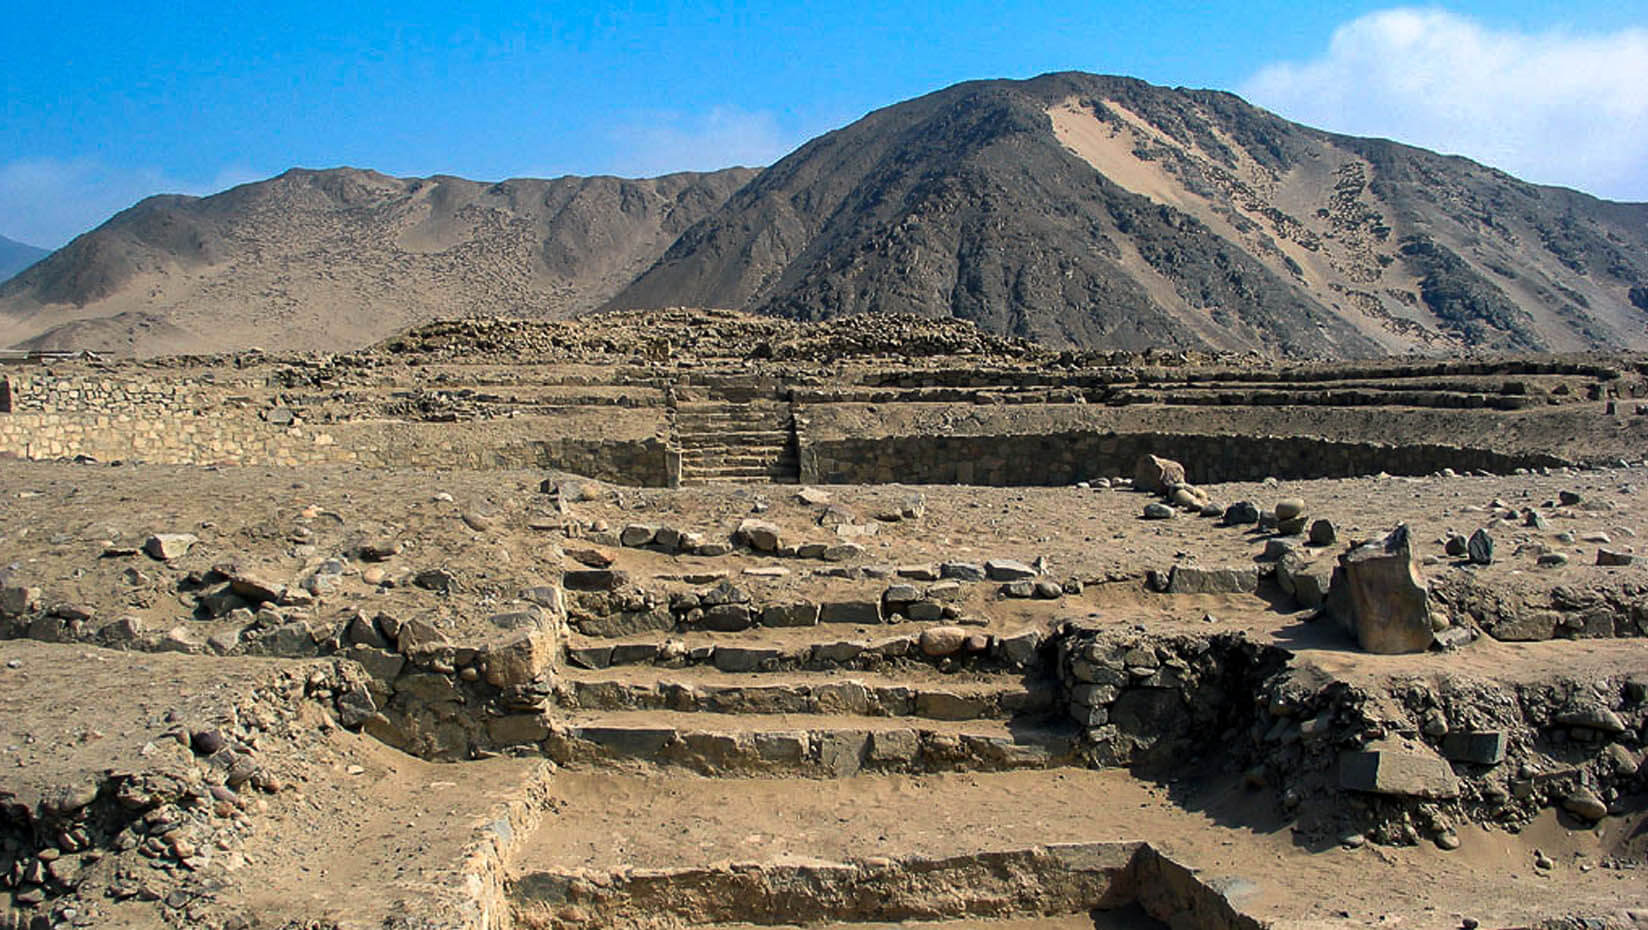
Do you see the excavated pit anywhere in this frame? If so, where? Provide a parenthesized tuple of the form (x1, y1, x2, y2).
(508, 842, 1254, 930)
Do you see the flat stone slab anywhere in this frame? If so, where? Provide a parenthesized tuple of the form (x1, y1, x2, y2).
(1340, 739, 1460, 799)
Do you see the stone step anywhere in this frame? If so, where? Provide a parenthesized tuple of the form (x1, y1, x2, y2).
(680, 467, 801, 482)
(681, 474, 802, 486)
(680, 448, 796, 463)
(553, 666, 1058, 721)
(677, 430, 793, 447)
(541, 709, 1078, 776)
(561, 623, 1049, 673)
(675, 403, 792, 419)
(680, 457, 797, 473)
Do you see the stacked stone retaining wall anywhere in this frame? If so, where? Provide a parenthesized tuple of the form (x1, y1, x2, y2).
(801, 430, 1568, 486)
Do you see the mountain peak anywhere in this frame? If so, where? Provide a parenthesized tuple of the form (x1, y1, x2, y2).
(3, 73, 1645, 357)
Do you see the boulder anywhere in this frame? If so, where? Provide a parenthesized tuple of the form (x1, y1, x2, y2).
(395, 618, 449, 653)
(1142, 502, 1174, 520)
(1597, 548, 1639, 566)
(1308, 519, 1337, 547)
(737, 519, 783, 552)
(229, 570, 285, 605)
(918, 626, 968, 657)
(1276, 515, 1309, 536)
(482, 633, 553, 689)
(1133, 455, 1185, 494)
(0, 585, 40, 618)
(1170, 486, 1208, 510)
(1467, 529, 1494, 565)
(1222, 501, 1260, 525)
(620, 524, 659, 547)
(144, 533, 198, 561)
(1562, 787, 1608, 821)
(1336, 524, 1433, 654)
(1275, 498, 1306, 521)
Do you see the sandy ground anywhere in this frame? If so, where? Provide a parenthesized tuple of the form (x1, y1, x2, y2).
(1, 459, 1642, 651)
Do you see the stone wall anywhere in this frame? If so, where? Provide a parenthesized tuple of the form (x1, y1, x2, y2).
(509, 841, 1262, 930)
(801, 430, 1568, 486)
(0, 371, 213, 414)
(0, 365, 672, 484)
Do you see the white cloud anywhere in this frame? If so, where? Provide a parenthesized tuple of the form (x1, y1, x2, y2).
(0, 158, 263, 249)
(604, 106, 801, 178)
(1241, 8, 1648, 201)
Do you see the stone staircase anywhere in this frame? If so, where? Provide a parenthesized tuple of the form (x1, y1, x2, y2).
(548, 601, 1073, 775)
(671, 381, 799, 485)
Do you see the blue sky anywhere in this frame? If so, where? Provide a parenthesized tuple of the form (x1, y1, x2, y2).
(4, 1, 1646, 248)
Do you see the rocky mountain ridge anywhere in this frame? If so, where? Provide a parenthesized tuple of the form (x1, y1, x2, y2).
(0, 234, 49, 284)
(4, 72, 1646, 357)
(0, 167, 755, 355)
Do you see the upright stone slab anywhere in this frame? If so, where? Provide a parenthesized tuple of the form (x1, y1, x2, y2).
(1336, 524, 1433, 654)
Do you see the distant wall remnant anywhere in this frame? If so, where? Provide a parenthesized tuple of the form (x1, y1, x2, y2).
(1, 354, 1637, 485)
(799, 430, 1568, 486)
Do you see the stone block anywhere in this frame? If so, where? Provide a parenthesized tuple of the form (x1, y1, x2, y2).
(1340, 740, 1460, 798)
(811, 640, 865, 664)
(761, 602, 820, 627)
(699, 604, 755, 632)
(577, 726, 675, 758)
(939, 562, 986, 582)
(820, 600, 882, 624)
(1337, 525, 1433, 654)
(995, 631, 1042, 666)
(905, 600, 945, 621)
(985, 559, 1037, 581)
(868, 728, 920, 765)
(754, 732, 809, 764)
(608, 642, 661, 666)
(916, 691, 987, 721)
(817, 730, 871, 776)
(737, 519, 782, 552)
(488, 714, 552, 745)
(1165, 564, 1258, 595)
(620, 523, 659, 547)
(1441, 730, 1507, 766)
(712, 646, 782, 672)
(565, 645, 614, 669)
(562, 569, 628, 592)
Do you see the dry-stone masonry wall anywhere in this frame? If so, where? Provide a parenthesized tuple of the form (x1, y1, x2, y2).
(802, 430, 1568, 486)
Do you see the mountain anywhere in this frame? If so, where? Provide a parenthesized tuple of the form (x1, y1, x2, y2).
(609, 72, 1648, 358)
(0, 235, 50, 284)
(5, 73, 1647, 357)
(0, 166, 756, 355)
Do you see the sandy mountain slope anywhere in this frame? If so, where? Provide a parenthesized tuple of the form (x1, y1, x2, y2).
(0, 166, 755, 355)
(610, 72, 1648, 358)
